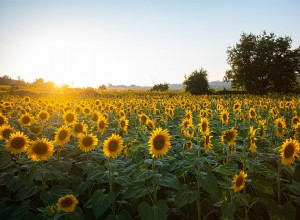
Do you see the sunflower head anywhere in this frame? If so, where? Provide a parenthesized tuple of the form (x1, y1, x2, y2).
(119, 117, 129, 132)
(72, 122, 87, 137)
(63, 111, 77, 125)
(148, 128, 171, 158)
(139, 113, 149, 124)
(97, 116, 108, 135)
(27, 138, 54, 161)
(38, 110, 50, 122)
(54, 125, 71, 146)
(199, 117, 209, 134)
(5, 131, 29, 154)
(0, 114, 8, 127)
(232, 170, 247, 192)
(78, 133, 98, 153)
(274, 117, 286, 137)
(57, 194, 78, 213)
(186, 141, 193, 150)
(146, 119, 155, 131)
(0, 125, 15, 140)
(203, 132, 213, 151)
(19, 113, 34, 126)
(220, 110, 229, 125)
(221, 128, 238, 145)
(103, 134, 124, 158)
(279, 139, 300, 165)
(248, 108, 257, 119)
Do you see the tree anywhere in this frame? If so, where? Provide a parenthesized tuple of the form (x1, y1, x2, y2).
(150, 83, 169, 91)
(225, 31, 300, 94)
(183, 68, 209, 95)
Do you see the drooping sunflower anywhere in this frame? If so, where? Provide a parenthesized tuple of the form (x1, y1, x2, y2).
(78, 133, 98, 152)
(0, 124, 15, 140)
(279, 138, 300, 165)
(97, 116, 108, 135)
(274, 117, 286, 137)
(220, 110, 229, 125)
(54, 125, 71, 146)
(37, 110, 50, 122)
(148, 128, 171, 158)
(72, 122, 88, 137)
(199, 117, 210, 134)
(57, 194, 78, 213)
(232, 170, 247, 192)
(221, 128, 238, 145)
(103, 133, 124, 158)
(0, 113, 8, 127)
(27, 138, 54, 161)
(5, 131, 29, 154)
(19, 113, 34, 127)
(119, 117, 129, 133)
(63, 111, 77, 125)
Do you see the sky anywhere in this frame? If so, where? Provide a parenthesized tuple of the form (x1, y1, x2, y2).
(0, 0, 300, 88)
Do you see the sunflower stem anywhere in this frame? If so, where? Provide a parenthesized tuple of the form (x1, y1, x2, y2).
(152, 156, 157, 205)
(108, 159, 116, 215)
(277, 160, 281, 205)
(196, 137, 202, 220)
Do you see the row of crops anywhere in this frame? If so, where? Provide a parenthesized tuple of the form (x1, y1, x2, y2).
(0, 92, 299, 219)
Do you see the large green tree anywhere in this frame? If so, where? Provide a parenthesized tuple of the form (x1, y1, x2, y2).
(184, 68, 209, 95)
(224, 31, 300, 94)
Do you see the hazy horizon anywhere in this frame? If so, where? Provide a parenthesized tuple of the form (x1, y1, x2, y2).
(1, 0, 299, 87)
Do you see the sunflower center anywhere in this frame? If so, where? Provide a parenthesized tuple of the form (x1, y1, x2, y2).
(11, 137, 26, 149)
(183, 121, 189, 127)
(278, 123, 283, 132)
(0, 116, 5, 125)
(61, 198, 73, 208)
(250, 110, 255, 117)
(82, 136, 93, 147)
(141, 116, 147, 123)
(153, 135, 165, 150)
(58, 130, 68, 140)
(40, 112, 48, 120)
(74, 124, 83, 133)
(108, 140, 119, 152)
(224, 131, 234, 142)
(293, 118, 300, 125)
(22, 116, 30, 124)
(235, 176, 244, 187)
(66, 114, 75, 123)
(205, 135, 210, 146)
(222, 114, 227, 122)
(284, 143, 295, 159)
(120, 120, 126, 127)
(92, 114, 98, 121)
(201, 122, 207, 132)
(99, 121, 105, 129)
(33, 142, 48, 155)
(2, 129, 13, 139)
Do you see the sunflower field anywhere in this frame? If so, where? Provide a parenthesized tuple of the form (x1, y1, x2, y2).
(0, 92, 300, 220)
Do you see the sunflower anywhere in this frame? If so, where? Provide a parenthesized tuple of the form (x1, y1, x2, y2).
(279, 139, 300, 165)
(231, 170, 247, 192)
(103, 134, 124, 158)
(274, 117, 286, 137)
(23, 96, 31, 103)
(249, 126, 257, 153)
(146, 119, 155, 131)
(97, 116, 108, 135)
(91, 111, 101, 122)
(19, 113, 34, 127)
(5, 131, 29, 154)
(248, 108, 257, 119)
(72, 122, 87, 137)
(184, 124, 194, 138)
(220, 110, 229, 125)
(258, 120, 266, 139)
(0, 125, 15, 140)
(233, 102, 241, 112)
(221, 128, 238, 145)
(38, 110, 50, 122)
(185, 110, 193, 120)
(186, 141, 193, 150)
(27, 138, 54, 161)
(28, 124, 43, 135)
(54, 125, 71, 146)
(292, 116, 300, 128)
(119, 117, 129, 133)
(0, 113, 8, 127)
(138, 113, 149, 124)
(78, 133, 98, 152)
(57, 194, 78, 212)
(199, 117, 209, 134)
(63, 111, 77, 125)
(203, 131, 213, 151)
(148, 128, 171, 158)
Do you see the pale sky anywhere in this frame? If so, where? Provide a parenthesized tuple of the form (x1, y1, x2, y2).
(1, 0, 299, 88)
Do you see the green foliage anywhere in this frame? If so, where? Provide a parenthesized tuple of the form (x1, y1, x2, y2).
(183, 67, 209, 95)
(150, 83, 169, 91)
(225, 31, 300, 94)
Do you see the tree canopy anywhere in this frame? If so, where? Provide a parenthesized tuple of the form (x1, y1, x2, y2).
(183, 68, 209, 95)
(224, 31, 300, 94)
(150, 83, 169, 91)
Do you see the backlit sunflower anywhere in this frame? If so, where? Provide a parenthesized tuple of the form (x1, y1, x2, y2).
(148, 128, 171, 158)
(63, 111, 77, 125)
(232, 170, 247, 192)
(54, 125, 71, 146)
(5, 131, 29, 154)
(27, 138, 54, 161)
(38, 110, 50, 122)
(0, 113, 8, 127)
(78, 133, 98, 152)
(97, 116, 108, 135)
(279, 138, 300, 165)
(248, 108, 257, 119)
(103, 133, 124, 158)
(220, 110, 229, 125)
(57, 194, 78, 212)
(19, 113, 34, 127)
(274, 117, 286, 137)
(119, 117, 129, 133)
(199, 117, 209, 134)
(0, 125, 15, 140)
(72, 122, 87, 137)
(221, 128, 238, 145)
